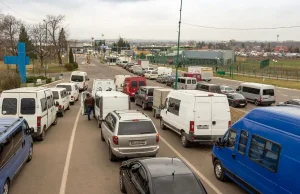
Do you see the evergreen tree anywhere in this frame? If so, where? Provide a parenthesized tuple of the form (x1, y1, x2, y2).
(19, 25, 37, 60)
(69, 48, 74, 64)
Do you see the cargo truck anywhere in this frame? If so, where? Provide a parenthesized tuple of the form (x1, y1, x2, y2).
(152, 88, 173, 118)
(187, 66, 213, 81)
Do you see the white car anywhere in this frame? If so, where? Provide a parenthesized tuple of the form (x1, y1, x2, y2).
(144, 70, 159, 80)
(220, 85, 235, 94)
(51, 88, 70, 117)
(0, 87, 58, 141)
(160, 90, 231, 148)
(56, 83, 79, 105)
(70, 71, 89, 91)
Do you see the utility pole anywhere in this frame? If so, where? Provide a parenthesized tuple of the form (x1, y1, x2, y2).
(174, 0, 183, 90)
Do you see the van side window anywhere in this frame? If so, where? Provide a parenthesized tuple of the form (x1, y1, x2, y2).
(40, 98, 47, 112)
(0, 134, 13, 169)
(243, 87, 260, 95)
(47, 96, 52, 109)
(238, 130, 249, 155)
(2, 98, 17, 115)
(168, 97, 180, 116)
(225, 129, 236, 149)
(95, 96, 100, 108)
(21, 98, 36, 115)
(187, 79, 191, 84)
(192, 79, 196, 84)
(249, 135, 280, 172)
(60, 91, 64, 98)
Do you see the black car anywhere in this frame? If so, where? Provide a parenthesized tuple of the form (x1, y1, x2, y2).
(277, 99, 300, 108)
(195, 82, 221, 93)
(135, 86, 162, 109)
(227, 93, 247, 108)
(119, 157, 207, 194)
(165, 75, 176, 86)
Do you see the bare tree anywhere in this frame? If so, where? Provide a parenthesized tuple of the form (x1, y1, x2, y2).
(45, 15, 65, 66)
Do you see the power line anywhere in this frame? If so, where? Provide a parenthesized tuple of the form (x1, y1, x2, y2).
(0, 0, 40, 22)
(182, 22, 300, 31)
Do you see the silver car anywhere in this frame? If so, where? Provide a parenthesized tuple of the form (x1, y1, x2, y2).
(101, 110, 160, 161)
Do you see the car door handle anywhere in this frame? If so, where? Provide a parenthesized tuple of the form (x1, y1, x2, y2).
(232, 153, 236, 159)
(212, 121, 216, 125)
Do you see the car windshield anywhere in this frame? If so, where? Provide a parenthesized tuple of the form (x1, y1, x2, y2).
(71, 75, 84, 82)
(52, 91, 59, 99)
(263, 89, 274, 96)
(139, 81, 146, 86)
(225, 87, 234, 91)
(153, 174, 205, 194)
(118, 121, 156, 135)
(57, 85, 72, 91)
(131, 81, 137, 87)
(232, 93, 245, 99)
(210, 86, 221, 93)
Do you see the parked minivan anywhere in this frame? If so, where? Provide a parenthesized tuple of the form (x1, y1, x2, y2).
(114, 75, 131, 92)
(51, 88, 70, 117)
(70, 71, 89, 91)
(160, 90, 231, 147)
(196, 83, 221, 93)
(0, 118, 34, 194)
(0, 87, 58, 140)
(56, 83, 79, 105)
(212, 106, 300, 194)
(174, 77, 197, 90)
(122, 77, 147, 100)
(236, 82, 275, 106)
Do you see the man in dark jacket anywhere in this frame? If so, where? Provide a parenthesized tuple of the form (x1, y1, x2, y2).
(84, 93, 95, 120)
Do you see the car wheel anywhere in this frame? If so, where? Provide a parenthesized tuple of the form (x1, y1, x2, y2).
(142, 102, 146, 110)
(232, 102, 237, 108)
(76, 96, 79, 101)
(52, 116, 58, 125)
(134, 99, 138, 106)
(70, 102, 75, 105)
(119, 171, 126, 193)
(27, 144, 33, 162)
(98, 118, 102, 128)
(3, 179, 9, 194)
(160, 119, 167, 130)
(66, 105, 70, 110)
(100, 128, 104, 141)
(153, 109, 156, 117)
(181, 132, 191, 148)
(60, 109, 65, 117)
(214, 160, 227, 181)
(255, 100, 259, 106)
(108, 145, 117, 162)
(39, 127, 46, 141)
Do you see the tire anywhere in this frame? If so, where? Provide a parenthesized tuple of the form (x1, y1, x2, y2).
(134, 99, 138, 106)
(98, 118, 102, 128)
(181, 132, 191, 148)
(160, 119, 167, 130)
(214, 160, 227, 181)
(142, 102, 146, 110)
(70, 102, 75, 105)
(100, 128, 105, 141)
(27, 144, 33, 163)
(39, 127, 46, 141)
(232, 102, 237, 108)
(66, 105, 70, 110)
(255, 100, 259, 106)
(109, 145, 117, 162)
(76, 96, 79, 101)
(52, 116, 58, 125)
(153, 109, 156, 117)
(119, 171, 126, 193)
(3, 179, 9, 194)
(60, 109, 65, 117)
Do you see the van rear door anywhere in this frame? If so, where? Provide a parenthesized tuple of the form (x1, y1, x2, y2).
(0, 93, 20, 118)
(194, 97, 212, 136)
(19, 93, 37, 129)
(211, 96, 230, 137)
(80, 91, 89, 115)
(261, 88, 275, 103)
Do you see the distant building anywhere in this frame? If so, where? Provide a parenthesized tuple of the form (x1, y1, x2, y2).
(274, 46, 288, 52)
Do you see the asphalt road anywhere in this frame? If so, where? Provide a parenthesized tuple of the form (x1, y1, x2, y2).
(10, 56, 246, 194)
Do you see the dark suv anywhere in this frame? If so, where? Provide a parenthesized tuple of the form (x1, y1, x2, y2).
(135, 86, 162, 109)
(195, 83, 221, 93)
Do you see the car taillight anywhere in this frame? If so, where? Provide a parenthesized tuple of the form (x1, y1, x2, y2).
(228, 121, 231, 128)
(235, 100, 238, 103)
(112, 136, 118, 145)
(189, 121, 194, 133)
(71, 96, 74, 98)
(145, 94, 148, 101)
(37, 116, 41, 127)
(58, 105, 62, 109)
(260, 96, 262, 102)
(156, 134, 159, 143)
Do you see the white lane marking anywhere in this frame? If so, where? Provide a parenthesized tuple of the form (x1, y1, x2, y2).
(59, 107, 82, 194)
(160, 136, 223, 194)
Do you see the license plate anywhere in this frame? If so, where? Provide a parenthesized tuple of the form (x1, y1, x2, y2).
(131, 140, 145, 146)
(240, 104, 245, 106)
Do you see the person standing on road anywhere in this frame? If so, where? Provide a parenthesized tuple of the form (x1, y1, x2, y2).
(84, 93, 95, 120)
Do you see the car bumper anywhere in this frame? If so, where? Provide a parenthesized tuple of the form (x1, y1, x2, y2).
(33, 127, 42, 137)
(260, 101, 275, 105)
(186, 134, 221, 143)
(112, 146, 159, 158)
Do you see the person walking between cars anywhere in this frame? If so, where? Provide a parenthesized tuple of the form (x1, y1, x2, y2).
(85, 93, 95, 120)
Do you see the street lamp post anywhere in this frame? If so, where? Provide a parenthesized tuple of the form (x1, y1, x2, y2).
(43, 19, 48, 77)
(174, 0, 183, 90)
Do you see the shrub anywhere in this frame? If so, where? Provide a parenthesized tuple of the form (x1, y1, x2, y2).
(73, 62, 78, 70)
(26, 76, 48, 83)
(46, 78, 52, 84)
(64, 63, 74, 71)
(0, 71, 21, 92)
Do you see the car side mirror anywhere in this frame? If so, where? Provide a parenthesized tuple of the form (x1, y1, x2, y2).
(68, 92, 71, 95)
(26, 127, 35, 135)
(215, 137, 224, 147)
(55, 102, 59, 106)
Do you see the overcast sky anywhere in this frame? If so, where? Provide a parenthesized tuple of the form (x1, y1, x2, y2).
(1, 0, 300, 41)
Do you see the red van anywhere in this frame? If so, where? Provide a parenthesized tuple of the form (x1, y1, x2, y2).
(182, 72, 202, 82)
(122, 77, 147, 99)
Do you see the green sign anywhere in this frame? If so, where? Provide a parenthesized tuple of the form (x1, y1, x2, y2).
(260, 59, 270, 69)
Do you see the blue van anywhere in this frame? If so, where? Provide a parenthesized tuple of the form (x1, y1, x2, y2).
(0, 118, 34, 194)
(212, 107, 300, 194)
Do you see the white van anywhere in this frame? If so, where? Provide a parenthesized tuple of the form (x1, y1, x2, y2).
(236, 82, 275, 106)
(157, 67, 172, 76)
(56, 83, 79, 105)
(81, 91, 130, 127)
(132, 65, 142, 74)
(70, 71, 89, 91)
(175, 77, 197, 90)
(0, 87, 58, 141)
(144, 70, 159, 80)
(92, 79, 115, 97)
(114, 75, 131, 92)
(51, 88, 70, 117)
(160, 90, 231, 148)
